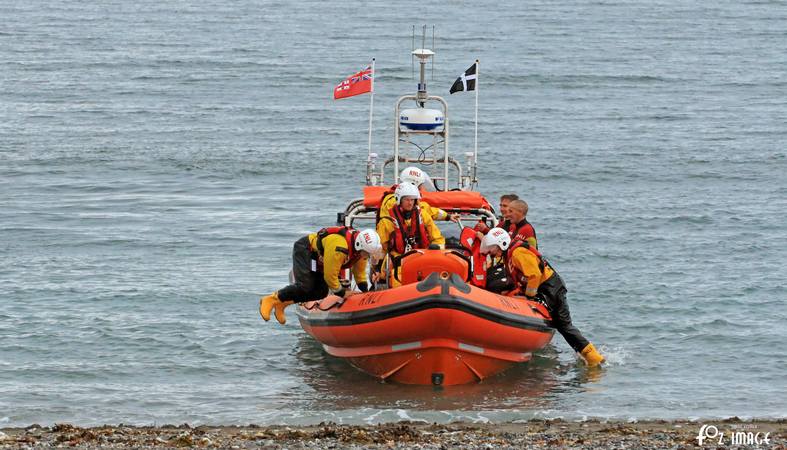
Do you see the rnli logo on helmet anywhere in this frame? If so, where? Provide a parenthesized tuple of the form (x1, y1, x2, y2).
(492, 229, 505, 237)
(408, 169, 420, 177)
(363, 233, 373, 244)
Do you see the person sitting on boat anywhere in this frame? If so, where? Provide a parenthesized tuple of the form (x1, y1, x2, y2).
(479, 227, 605, 367)
(474, 193, 518, 234)
(401, 165, 437, 191)
(259, 227, 383, 325)
(502, 199, 538, 249)
(377, 183, 445, 284)
(475, 197, 537, 248)
(497, 193, 518, 222)
(377, 166, 460, 224)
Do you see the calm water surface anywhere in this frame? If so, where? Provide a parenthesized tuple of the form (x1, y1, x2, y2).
(1, 0, 786, 426)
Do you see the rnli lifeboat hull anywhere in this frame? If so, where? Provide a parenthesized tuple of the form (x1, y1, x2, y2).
(296, 272, 554, 385)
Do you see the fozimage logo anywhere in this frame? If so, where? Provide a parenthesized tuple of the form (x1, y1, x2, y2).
(696, 424, 771, 446)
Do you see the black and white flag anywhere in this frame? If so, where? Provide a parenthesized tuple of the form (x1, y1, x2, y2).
(449, 62, 477, 94)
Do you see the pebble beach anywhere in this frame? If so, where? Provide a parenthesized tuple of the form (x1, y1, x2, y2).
(2, 420, 784, 449)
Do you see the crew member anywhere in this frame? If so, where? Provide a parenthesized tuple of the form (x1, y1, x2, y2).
(474, 193, 519, 234)
(259, 227, 383, 325)
(377, 181, 445, 258)
(399, 165, 437, 192)
(497, 193, 518, 223)
(378, 167, 460, 223)
(480, 228, 605, 367)
(502, 199, 537, 248)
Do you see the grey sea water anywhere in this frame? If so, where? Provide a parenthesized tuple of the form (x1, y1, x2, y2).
(2, 0, 786, 426)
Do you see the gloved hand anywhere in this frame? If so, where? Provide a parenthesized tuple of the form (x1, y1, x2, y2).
(342, 289, 361, 299)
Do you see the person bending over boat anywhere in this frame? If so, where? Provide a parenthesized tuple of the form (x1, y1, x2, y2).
(480, 227, 605, 367)
(259, 227, 383, 325)
(377, 166, 460, 223)
(377, 183, 445, 285)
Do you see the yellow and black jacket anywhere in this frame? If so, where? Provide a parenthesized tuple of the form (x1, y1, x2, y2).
(307, 227, 369, 294)
(505, 241, 554, 298)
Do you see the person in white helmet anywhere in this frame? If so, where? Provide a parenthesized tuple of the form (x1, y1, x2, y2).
(260, 227, 383, 325)
(399, 166, 436, 191)
(377, 167, 460, 224)
(480, 228, 605, 367)
(377, 183, 445, 274)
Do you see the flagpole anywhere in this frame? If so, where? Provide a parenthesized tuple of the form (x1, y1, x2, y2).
(367, 58, 375, 161)
(474, 60, 479, 173)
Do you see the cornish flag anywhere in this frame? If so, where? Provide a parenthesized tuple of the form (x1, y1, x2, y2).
(449, 62, 477, 94)
(333, 65, 374, 99)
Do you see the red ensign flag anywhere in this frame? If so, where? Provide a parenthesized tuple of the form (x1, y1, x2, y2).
(333, 65, 373, 99)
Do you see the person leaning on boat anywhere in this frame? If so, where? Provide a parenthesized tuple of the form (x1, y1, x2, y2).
(259, 227, 383, 325)
(480, 227, 605, 367)
(377, 166, 460, 223)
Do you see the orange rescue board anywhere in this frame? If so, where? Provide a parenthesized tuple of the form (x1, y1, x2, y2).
(362, 186, 492, 211)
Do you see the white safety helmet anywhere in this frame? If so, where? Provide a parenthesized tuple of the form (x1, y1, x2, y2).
(400, 166, 427, 187)
(480, 227, 512, 253)
(354, 228, 383, 259)
(394, 182, 421, 204)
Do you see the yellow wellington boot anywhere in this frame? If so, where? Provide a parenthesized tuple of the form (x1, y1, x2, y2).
(273, 300, 294, 325)
(259, 292, 281, 322)
(580, 343, 606, 367)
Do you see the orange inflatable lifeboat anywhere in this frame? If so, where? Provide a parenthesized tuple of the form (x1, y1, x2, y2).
(296, 248, 554, 386)
(293, 45, 555, 385)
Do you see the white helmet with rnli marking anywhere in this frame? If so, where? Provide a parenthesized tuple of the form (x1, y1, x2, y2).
(480, 227, 512, 253)
(400, 166, 426, 187)
(354, 228, 383, 259)
(394, 182, 421, 204)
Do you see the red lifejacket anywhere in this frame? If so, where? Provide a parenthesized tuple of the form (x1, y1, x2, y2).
(384, 204, 430, 254)
(504, 239, 546, 291)
(501, 218, 537, 247)
(459, 227, 487, 287)
(314, 226, 361, 270)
